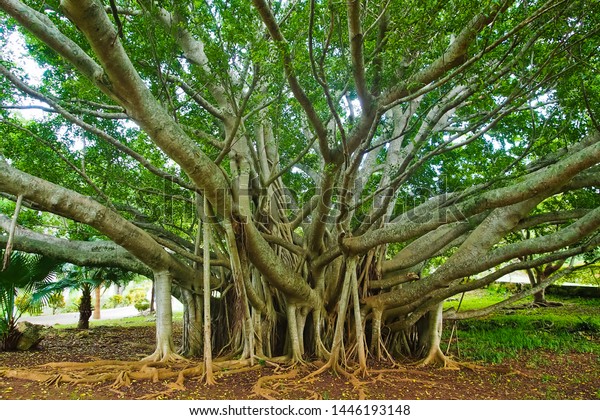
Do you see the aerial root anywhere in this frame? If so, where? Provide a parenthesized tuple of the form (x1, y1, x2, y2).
(411, 348, 485, 371)
(290, 355, 309, 368)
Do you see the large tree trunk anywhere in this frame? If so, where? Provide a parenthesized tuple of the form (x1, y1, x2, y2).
(533, 287, 546, 305)
(93, 286, 101, 320)
(527, 261, 565, 306)
(144, 271, 182, 362)
(415, 302, 455, 367)
(179, 288, 203, 357)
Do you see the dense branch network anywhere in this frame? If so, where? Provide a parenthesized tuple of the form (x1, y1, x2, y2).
(0, 0, 598, 370)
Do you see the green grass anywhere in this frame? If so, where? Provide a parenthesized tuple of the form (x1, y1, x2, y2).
(444, 290, 600, 363)
(444, 286, 539, 312)
(53, 311, 184, 329)
(50, 288, 600, 366)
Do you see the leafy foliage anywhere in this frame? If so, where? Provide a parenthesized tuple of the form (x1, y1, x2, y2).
(0, 251, 60, 350)
(0, 0, 599, 366)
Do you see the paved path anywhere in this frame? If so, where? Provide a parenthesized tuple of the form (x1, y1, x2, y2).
(21, 306, 140, 326)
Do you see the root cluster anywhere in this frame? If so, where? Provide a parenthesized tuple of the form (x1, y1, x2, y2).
(0, 358, 254, 399)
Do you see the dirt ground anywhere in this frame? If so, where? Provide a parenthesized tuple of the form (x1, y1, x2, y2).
(0, 324, 598, 400)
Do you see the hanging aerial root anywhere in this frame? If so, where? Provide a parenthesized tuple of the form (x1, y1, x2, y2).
(345, 343, 369, 378)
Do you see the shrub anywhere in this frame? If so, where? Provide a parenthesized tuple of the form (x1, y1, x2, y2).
(105, 294, 125, 309)
(125, 288, 148, 306)
(48, 292, 66, 314)
(67, 296, 82, 312)
(134, 299, 150, 313)
(15, 293, 43, 316)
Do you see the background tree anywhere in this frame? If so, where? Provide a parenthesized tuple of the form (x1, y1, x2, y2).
(34, 265, 135, 329)
(0, 0, 598, 372)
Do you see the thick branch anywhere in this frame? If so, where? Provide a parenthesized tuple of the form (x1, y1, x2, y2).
(251, 0, 332, 163)
(0, 214, 150, 276)
(380, 2, 508, 106)
(59, 0, 232, 216)
(0, 160, 198, 288)
(344, 131, 600, 253)
(0, 0, 113, 99)
(347, 0, 371, 108)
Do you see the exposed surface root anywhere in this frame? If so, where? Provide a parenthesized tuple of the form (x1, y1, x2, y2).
(532, 301, 564, 308)
(112, 371, 132, 388)
(142, 350, 187, 363)
(301, 358, 335, 382)
(0, 356, 272, 398)
(44, 374, 64, 387)
(413, 348, 460, 370)
(511, 301, 564, 310)
(337, 367, 368, 400)
(175, 365, 204, 388)
(300, 360, 368, 400)
(252, 369, 298, 400)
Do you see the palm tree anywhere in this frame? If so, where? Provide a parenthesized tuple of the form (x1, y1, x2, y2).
(35, 266, 134, 329)
(0, 251, 60, 351)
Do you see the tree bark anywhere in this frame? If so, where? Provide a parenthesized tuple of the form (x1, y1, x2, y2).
(93, 286, 101, 320)
(203, 197, 215, 384)
(179, 288, 203, 357)
(144, 271, 182, 362)
(78, 284, 92, 330)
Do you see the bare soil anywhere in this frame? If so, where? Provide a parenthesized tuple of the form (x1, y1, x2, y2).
(1, 324, 598, 400)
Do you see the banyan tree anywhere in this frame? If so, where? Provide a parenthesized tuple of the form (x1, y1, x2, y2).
(0, 0, 599, 380)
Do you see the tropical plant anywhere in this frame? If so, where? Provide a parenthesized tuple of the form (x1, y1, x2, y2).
(34, 265, 134, 329)
(0, 251, 60, 350)
(47, 291, 65, 315)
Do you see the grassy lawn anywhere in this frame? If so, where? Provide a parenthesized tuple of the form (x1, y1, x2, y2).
(443, 288, 600, 363)
(53, 288, 600, 365)
(53, 311, 184, 329)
